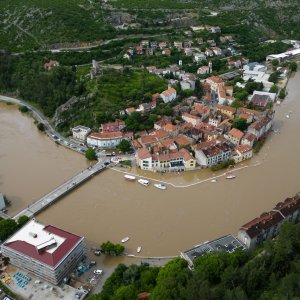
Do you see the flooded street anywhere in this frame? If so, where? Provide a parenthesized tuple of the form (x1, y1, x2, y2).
(0, 71, 300, 260)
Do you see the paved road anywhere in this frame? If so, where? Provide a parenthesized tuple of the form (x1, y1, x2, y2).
(0, 95, 87, 154)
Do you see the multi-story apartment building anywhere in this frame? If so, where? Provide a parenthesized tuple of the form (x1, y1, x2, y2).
(2, 219, 86, 285)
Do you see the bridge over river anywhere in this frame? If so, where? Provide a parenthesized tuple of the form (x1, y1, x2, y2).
(13, 161, 108, 220)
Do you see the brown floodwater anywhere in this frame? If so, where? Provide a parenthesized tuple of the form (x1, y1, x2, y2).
(1, 71, 300, 260)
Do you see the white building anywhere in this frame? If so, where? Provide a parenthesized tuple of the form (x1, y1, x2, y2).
(193, 142, 232, 167)
(87, 132, 133, 148)
(232, 144, 253, 163)
(266, 48, 300, 62)
(160, 88, 177, 103)
(182, 113, 201, 126)
(72, 125, 91, 141)
(1, 219, 86, 285)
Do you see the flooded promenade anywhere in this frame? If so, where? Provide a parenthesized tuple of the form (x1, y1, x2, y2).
(0, 72, 300, 258)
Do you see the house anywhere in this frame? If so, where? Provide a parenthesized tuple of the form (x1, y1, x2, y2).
(243, 62, 267, 72)
(162, 49, 171, 56)
(136, 45, 144, 54)
(247, 118, 272, 140)
(182, 113, 201, 126)
(175, 135, 193, 148)
(184, 48, 193, 56)
(72, 125, 91, 141)
(208, 115, 222, 127)
(241, 132, 256, 147)
(197, 38, 204, 44)
(205, 49, 214, 57)
(212, 47, 222, 56)
(136, 148, 153, 171)
(206, 76, 225, 92)
(226, 128, 244, 145)
(140, 40, 149, 47)
(237, 194, 300, 250)
(183, 40, 193, 48)
(217, 85, 234, 105)
(44, 60, 59, 71)
(160, 87, 177, 103)
(180, 80, 195, 91)
(239, 113, 253, 124)
(197, 66, 210, 75)
(194, 103, 210, 121)
(207, 26, 221, 33)
(159, 41, 167, 49)
(87, 131, 133, 148)
(250, 94, 272, 107)
(217, 105, 236, 119)
(207, 39, 216, 46)
(232, 144, 253, 163)
(250, 91, 277, 107)
(1, 219, 85, 285)
(193, 52, 206, 62)
(163, 123, 179, 137)
(100, 120, 125, 133)
(123, 53, 131, 60)
(237, 211, 284, 250)
(174, 41, 183, 49)
(217, 119, 232, 134)
(126, 107, 136, 115)
(179, 148, 197, 170)
(193, 141, 232, 167)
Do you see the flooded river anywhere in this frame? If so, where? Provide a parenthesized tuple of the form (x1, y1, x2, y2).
(0, 72, 300, 259)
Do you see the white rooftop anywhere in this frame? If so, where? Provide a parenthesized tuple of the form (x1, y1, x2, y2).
(5, 219, 65, 254)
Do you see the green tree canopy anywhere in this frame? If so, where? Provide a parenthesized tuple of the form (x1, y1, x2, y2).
(0, 219, 18, 241)
(85, 148, 97, 161)
(117, 139, 132, 153)
(232, 118, 248, 131)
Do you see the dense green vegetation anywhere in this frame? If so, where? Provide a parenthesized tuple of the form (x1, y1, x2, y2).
(0, 216, 30, 241)
(85, 148, 97, 160)
(89, 221, 300, 300)
(101, 241, 125, 256)
(0, 0, 115, 52)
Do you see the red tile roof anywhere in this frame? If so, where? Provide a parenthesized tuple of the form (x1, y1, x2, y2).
(229, 128, 244, 140)
(137, 148, 152, 160)
(161, 87, 176, 96)
(5, 225, 82, 267)
(89, 131, 123, 140)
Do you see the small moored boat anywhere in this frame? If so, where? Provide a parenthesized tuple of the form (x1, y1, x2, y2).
(138, 179, 150, 186)
(121, 237, 129, 243)
(226, 175, 236, 179)
(211, 179, 217, 183)
(124, 174, 136, 181)
(137, 246, 142, 253)
(154, 183, 167, 190)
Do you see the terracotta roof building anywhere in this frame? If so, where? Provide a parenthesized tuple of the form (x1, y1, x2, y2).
(237, 194, 300, 250)
(2, 219, 85, 285)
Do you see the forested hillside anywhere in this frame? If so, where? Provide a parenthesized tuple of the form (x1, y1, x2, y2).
(1, 0, 300, 52)
(89, 221, 300, 300)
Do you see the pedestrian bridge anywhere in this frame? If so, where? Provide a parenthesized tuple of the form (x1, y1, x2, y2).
(13, 161, 108, 220)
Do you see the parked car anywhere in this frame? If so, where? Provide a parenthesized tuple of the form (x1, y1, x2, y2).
(93, 269, 103, 275)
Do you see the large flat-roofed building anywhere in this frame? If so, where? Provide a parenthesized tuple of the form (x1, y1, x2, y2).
(1, 219, 86, 285)
(181, 234, 245, 268)
(72, 125, 91, 141)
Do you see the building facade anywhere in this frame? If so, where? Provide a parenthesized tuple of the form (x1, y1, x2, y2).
(72, 125, 91, 141)
(2, 219, 86, 285)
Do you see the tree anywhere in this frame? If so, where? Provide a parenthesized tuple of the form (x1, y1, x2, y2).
(269, 71, 280, 83)
(289, 62, 297, 72)
(19, 105, 29, 113)
(269, 84, 278, 93)
(85, 148, 97, 160)
(279, 89, 286, 99)
(232, 118, 248, 131)
(111, 285, 137, 300)
(17, 215, 30, 228)
(0, 219, 18, 241)
(271, 59, 279, 67)
(37, 123, 45, 131)
(101, 241, 124, 256)
(117, 139, 131, 153)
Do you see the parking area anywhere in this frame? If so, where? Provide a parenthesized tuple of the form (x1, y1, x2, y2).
(2, 265, 87, 300)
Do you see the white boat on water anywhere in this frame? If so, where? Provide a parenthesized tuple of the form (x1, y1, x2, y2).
(121, 237, 129, 243)
(138, 179, 150, 186)
(154, 183, 167, 190)
(137, 246, 142, 253)
(211, 179, 217, 183)
(226, 175, 236, 179)
(286, 114, 290, 119)
(124, 174, 136, 181)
